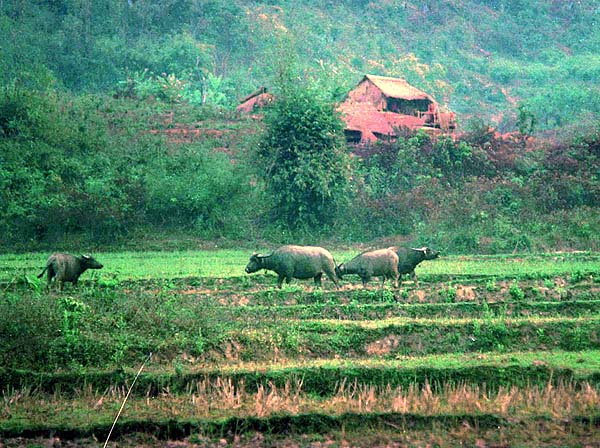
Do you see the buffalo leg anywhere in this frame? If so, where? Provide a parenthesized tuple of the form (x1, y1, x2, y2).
(313, 273, 323, 288)
(361, 276, 370, 288)
(410, 270, 418, 286)
(46, 267, 55, 291)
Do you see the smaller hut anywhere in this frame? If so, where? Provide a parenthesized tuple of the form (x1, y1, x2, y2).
(236, 87, 274, 116)
(338, 74, 456, 143)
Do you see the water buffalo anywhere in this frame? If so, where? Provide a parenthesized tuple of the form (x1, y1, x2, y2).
(335, 248, 399, 288)
(37, 253, 104, 290)
(388, 246, 439, 286)
(245, 245, 340, 289)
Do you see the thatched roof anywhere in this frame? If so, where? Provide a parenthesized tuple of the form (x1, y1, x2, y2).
(362, 74, 434, 101)
(239, 87, 268, 104)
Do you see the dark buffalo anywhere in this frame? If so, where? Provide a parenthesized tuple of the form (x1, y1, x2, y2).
(38, 253, 104, 290)
(388, 246, 439, 286)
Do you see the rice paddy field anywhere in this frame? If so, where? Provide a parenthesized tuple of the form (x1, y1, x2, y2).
(1, 250, 599, 447)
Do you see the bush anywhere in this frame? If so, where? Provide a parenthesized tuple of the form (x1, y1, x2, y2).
(342, 118, 600, 252)
(509, 281, 525, 301)
(0, 293, 53, 368)
(143, 145, 249, 236)
(0, 87, 256, 248)
(256, 74, 351, 231)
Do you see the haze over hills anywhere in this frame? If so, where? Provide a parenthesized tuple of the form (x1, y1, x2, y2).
(2, 0, 599, 131)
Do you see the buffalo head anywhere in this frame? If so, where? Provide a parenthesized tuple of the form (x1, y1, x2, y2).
(245, 253, 269, 274)
(411, 247, 440, 260)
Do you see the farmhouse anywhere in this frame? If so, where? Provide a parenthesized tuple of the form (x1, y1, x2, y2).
(236, 87, 274, 116)
(235, 75, 456, 144)
(338, 74, 456, 144)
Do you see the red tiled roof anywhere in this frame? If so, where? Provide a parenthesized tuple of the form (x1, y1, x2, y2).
(340, 104, 427, 142)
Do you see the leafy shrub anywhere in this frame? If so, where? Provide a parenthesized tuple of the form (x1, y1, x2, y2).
(143, 145, 248, 235)
(0, 292, 60, 368)
(490, 58, 521, 83)
(116, 70, 187, 103)
(256, 73, 351, 231)
(116, 70, 232, 108)
(0, 86, 257, 248)
(440, 285, 457, 303)
(486, 278, 499, 292)
(516, 104, 536, 135)
(509, 281, 525, 301)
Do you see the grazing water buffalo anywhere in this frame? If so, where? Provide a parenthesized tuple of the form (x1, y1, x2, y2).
(37, 253, 104, 290)
(388, 246, 439, 286)
(335, 248, 399, 288)
(245, 245, 340, 289)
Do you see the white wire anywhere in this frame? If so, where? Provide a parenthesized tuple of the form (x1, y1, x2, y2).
(103, 352, 153, 448)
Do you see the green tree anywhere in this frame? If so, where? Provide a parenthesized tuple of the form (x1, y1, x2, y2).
(257, 76, 351, 231)
(517, 104, 536, 136)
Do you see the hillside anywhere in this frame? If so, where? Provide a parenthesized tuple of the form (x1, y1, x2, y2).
(1, 0, 599, 253)
(2, 0, 599, 131)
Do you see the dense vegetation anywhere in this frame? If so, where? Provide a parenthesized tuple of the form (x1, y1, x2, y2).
(1, 85, 598, 252)
(2, 0, 599, 127)
(257, 74, 352, 230)
(1, 0, 599, 251)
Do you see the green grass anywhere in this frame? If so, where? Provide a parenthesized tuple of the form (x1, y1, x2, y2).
(3, 350, 599, 395)
(161, 300, 600, 321)
(0, 250, 252, 281)
(1, 251, 599, 283)
(1, 249, 599, 445)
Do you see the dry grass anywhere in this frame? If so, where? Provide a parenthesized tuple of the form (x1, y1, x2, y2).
(3, 379, 599, 425)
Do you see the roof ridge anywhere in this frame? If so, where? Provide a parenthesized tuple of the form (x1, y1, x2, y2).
(363, 74, 433, 101)
(365, 74, 410, 82)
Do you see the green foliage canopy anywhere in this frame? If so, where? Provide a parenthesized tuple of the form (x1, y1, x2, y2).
(3, 0, 599, 129)
(257, 80, 351, 230)
(0, 85, 251, 248)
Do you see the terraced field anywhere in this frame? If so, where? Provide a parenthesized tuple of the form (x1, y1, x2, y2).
(1, 251, 599, 446)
